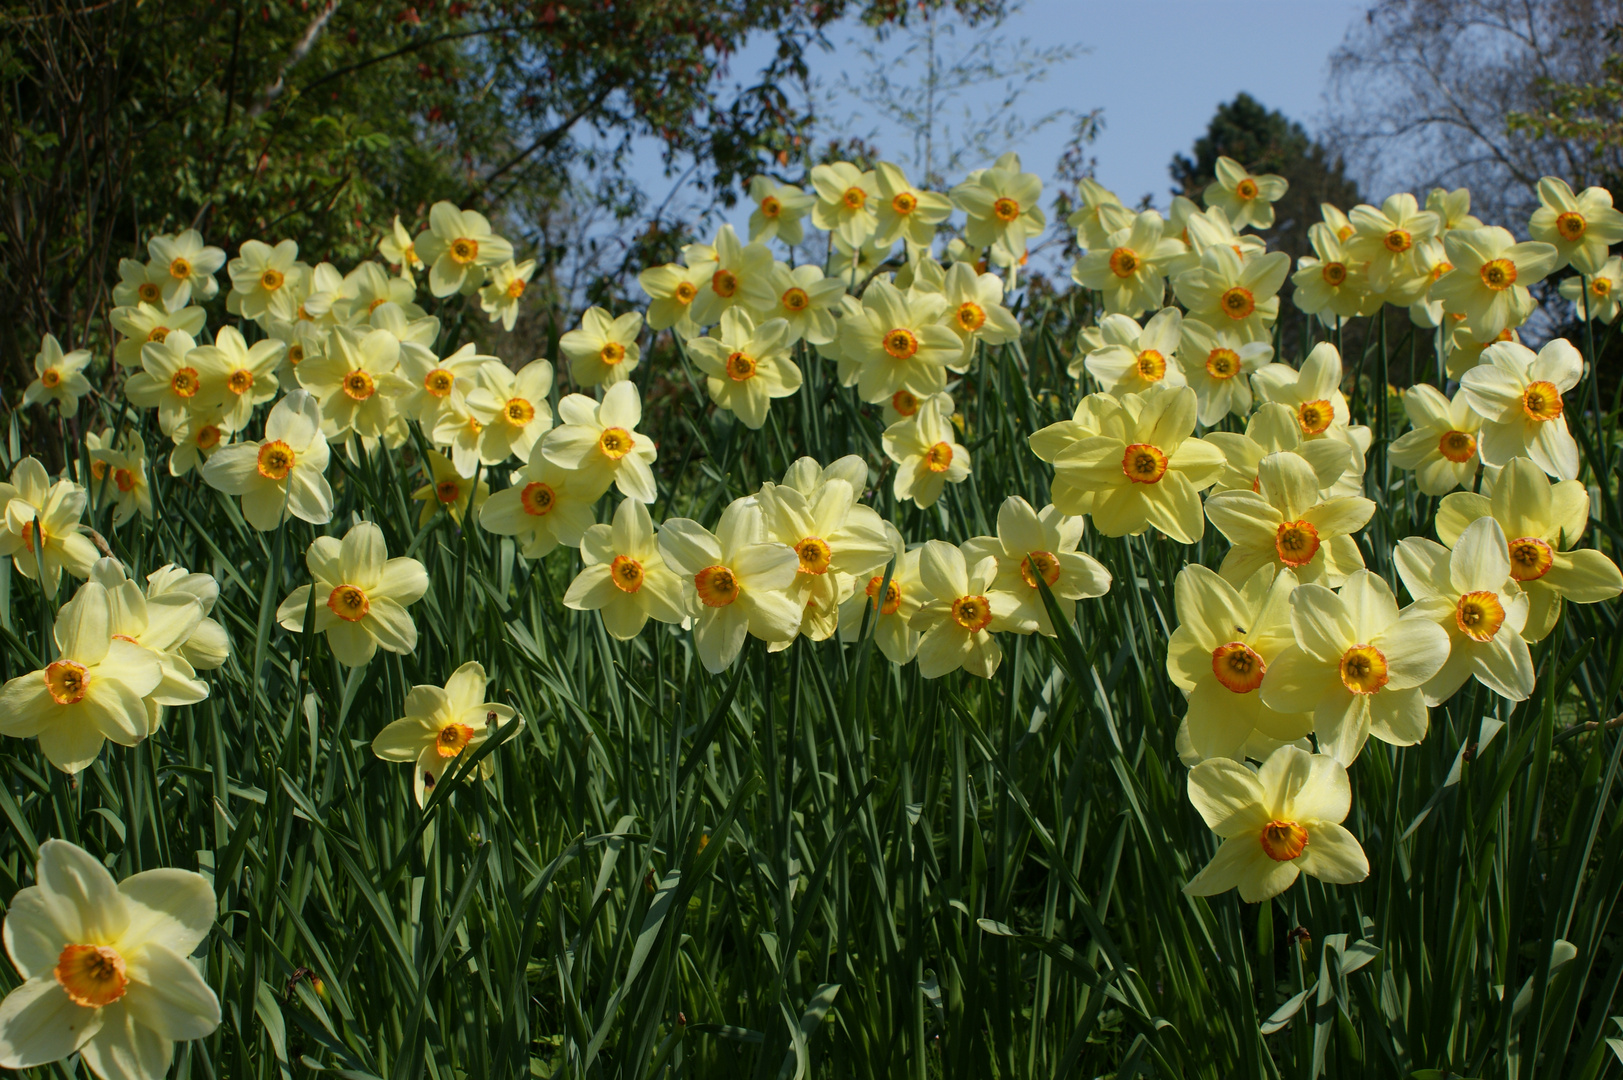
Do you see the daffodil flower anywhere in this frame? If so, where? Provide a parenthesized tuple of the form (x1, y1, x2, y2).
(414, 202, 515, 298)
(909, 541, 1018, 679)
(1444, 324, 1519, 381)
(113, 256, 170, 309)
(1528, 176, 1623, 274)
(377, 214, 424, 282)
(167, 414, 230, 479)
(0, 580, 163, 772)
(540, 381, 659, 502)
(124, 330, 208, 436)
(1082, 308, 1188, 396)
(74, 559, 211, 730)
(757, 465, 892, 642)
(227, 239, 306, 323)
(657, 500, 802, 672)
(1389, 383, 1483, 495)
(1050, 385, 1224, 543)
(296, 327, 400, 442)
(0, 840, 220, 1079)
(1066, 176, 1132, 250)
(739, 258, 845, 347)
(144, 564, 230, 672)
(1172, 244, 1291, 344)
(188, 325, 284, 433)
(478, 449, 596, 557)
(1558, 254, 1623, 323)
(146, 229, 224, 311)
(1204, 402, 1356, 498)
(837, 279, 961, 404)
(1072, 209, 1184, 318)
(961, 496, 1110, 635)
(23, 333, 92, 412)
(1292, 223, 1372, 326)
(951, 152, 1046, 264)
(936, 262, 1020, 371)
(1175, 317, 1271, 424)
(1395, 517, 1533, 703)
(884, 398, 970, 509)
(811, 161, 880, 249)
(85, 430, 152, 526)
(563, 498, 687, 640)
(1260, 570, 1451, 764)
(1434, 457, 1623, 641)
(1167, 564, 1309, 762)
(1251, 343, 1372, 493)
(560, 307, 644, 388)
(387, 342, 497, 427)
(1346, 193, 1440, 301)
(872, 161, 953, 248)
(0, 457, 99, 589)
(1458, 338, 1582, 480)
(638, 260, 712, 339)
(837, 523, 923, 665)
(1430, 226, 1558, 339)
(201, 390, 334, 531)
(275, 521, 428, 667)
(1426, 186, 1481, 230)
(1203, 156, 1289, 232)
(690, 225, 770, 328)
(466, 359, 554, 465)
(688, 308, 802, 430)
(747, 176, 817, 246)
(1205, 451, 1373, 587)
(1183, 746, 1368, 902)
(477, 258, 536, 331)
(109, 302, 206, 370)
(411, 449, 489, 528)
(372, 662, 520, 806)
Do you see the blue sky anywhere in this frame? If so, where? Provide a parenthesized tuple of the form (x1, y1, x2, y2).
(628, 0, 1372, 232)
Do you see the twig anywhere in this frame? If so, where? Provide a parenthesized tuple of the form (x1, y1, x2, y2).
(247, 1, 342, 119)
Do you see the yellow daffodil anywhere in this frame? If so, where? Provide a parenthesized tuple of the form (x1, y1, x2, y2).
(951, 152, 1046, 264)
(1251, 343, 1374, 488)
(478, 258, 537, 330)
(1458, 338, 1582, 480)
(1395, 517, 1534, 703)
(478, 448, 596, 558)
(411, 449, 489, 528)
(113, 256, 169, 309)
(1175, 317, 1271, 424)
(909, 540, 1018, 679)
(109, 302, 206, 370)
(1066, 177, 1132, 250)
(1050, 386, 1224, 543)
(226, 239, 305, 323)
(275, 521, 428, 667)
(1168, 564, 1309, 761)
(1184, 745, 1368, 902)
(738, 258, 846, 347)
(1389, 383, 1483, 495)
(935, 262, 1020, 371)
(1559, 254, 1623, 323)
(201, 390, 334, 530)
(371, 662, 520, 806)
(1172, 244, 1291, 343)
(1528, 176, 1623, 274)
(1434, 457, 1622, 641)
(1081, 308, 1188, 396)
(387, 342, 497, 428)
(377, 214, 424, 282)
(872, 161, 953, 248)
(1426, 186, 1481, 230)
(540, 381, 658, 502)
(1260, 570, 1450, 764)
(466, 359, 554, 465)
(75, 559, 212, 733)
(1205, 451, 1374, 586)
(146, 229, 224, 311)
(560, 307, 644, 387)
(166, 414, 229, 479)
(144, 564, 230, 672)
(188, 325, 283, 433)
(1430, 226, 1558, 339)
(811, 161, 879, 249)
(757, 463, 892, 642)
(0, 580, 162, 772)
(1205, 402, 1356, 498)
(638, 260, 711, 339)
(687, 308, 802, 429)
(1347, 193, 1440, 301)
(123, 330, 210, 436)
(690, 225, 772, 328)
(1203, 156, 1288, 232)
(1071, 210, 1185, 318)
(414, 202, 515, 298)
(747, 176, 817, 246)
(563, 498, 688, 640)
(657, 500, 801, 672)
(23, 333, 92, 412)
(1292, 223, 1371, 326)
(960, 496, 1110, 635)
(837, 523, 923, 665)
(884, 397, 971, 509)
(0, 458, 99, 589)
(836, 279, 961, 404)
(85, 430, 152, 526)
(0, 840, 220, 1079)
(1444, 324, 1519, 380)
(296, 326, 400, 442)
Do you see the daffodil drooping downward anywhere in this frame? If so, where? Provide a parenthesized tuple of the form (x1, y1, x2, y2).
(687, 308, 803, 430)
(1203, 451, 1374, 588)
(0, 840, 221, 1079)
(0, 580, 162, 773)
(1049, 385, 1225, 543)
(656, 500, 802, 673)
(413, 201, 515, 298)
(959, 496, 1111, 636)
(1395, 517, 1534, 704)
(1458, 338, 1582, 481)
(540, 381, 659, 503)
(909, 541, 1018, 679)
(201, 390, 334, 531)
(372, 662, 521, 806)
(0, 457, 100, 589)
(378, 214, 424, 282)
(275, 521, 429, 667)
(1388, 384, 1483, 496)
(1183, 746, 1368, 903)
(1203, 156, 1289, 232)
(1434, 457, 1622, 642)
(563, 498, 688, 641)
(1260, 570, 1450, 765)
(1167, 565, 1311, 763)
